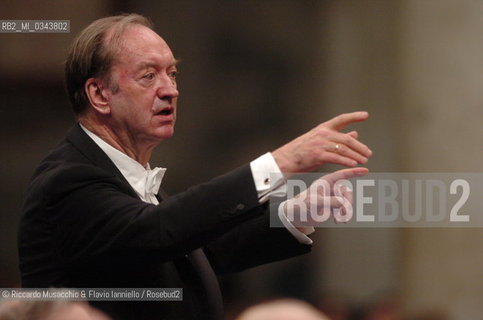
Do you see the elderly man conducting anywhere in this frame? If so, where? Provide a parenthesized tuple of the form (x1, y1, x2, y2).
(18, 14, 372, 320)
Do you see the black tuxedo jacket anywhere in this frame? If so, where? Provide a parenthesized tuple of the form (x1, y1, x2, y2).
(18, 124, 311, 320)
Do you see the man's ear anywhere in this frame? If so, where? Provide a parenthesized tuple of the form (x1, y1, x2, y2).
(85, 78, 111, 115)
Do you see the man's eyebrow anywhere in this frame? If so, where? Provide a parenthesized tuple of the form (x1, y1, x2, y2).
(136, 59, 181, 70)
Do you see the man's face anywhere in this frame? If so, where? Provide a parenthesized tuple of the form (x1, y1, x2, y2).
(106, 25, 179, 144)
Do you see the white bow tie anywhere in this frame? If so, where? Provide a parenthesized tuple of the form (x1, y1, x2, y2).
(145, 167, 166, 195)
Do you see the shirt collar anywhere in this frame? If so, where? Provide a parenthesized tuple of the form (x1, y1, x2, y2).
(80, 124, 166, 201)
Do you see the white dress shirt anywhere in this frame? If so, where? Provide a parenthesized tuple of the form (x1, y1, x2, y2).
(81, 124, 313, 244)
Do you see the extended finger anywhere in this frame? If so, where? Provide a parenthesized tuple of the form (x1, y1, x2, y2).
(326, 141, 368, 164)
(347, 131, 358, 139)
(333, 201, 353, 223)
(328, 131, 372, 158)
(323, 111, 369, 131)
(340, 185, 353, 204)
(321, 167, 369, 187)
(332, 185, 353, 223)
(308, 194, 346, 208)
(321, 151, 360, 168)
(309, 196, 346, 225)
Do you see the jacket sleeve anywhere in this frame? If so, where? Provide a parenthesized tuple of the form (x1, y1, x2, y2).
(203, 204, 312, 275)
(30, 162, 267, 266)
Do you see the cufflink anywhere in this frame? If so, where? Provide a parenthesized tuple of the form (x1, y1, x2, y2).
(264, 177, 270, 185)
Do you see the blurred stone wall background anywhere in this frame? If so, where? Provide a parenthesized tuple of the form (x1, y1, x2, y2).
(1, 1, 482, 319)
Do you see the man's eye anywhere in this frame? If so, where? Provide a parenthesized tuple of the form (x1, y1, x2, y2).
(143, 73, 155, 80)
(168, 71, 178, 79)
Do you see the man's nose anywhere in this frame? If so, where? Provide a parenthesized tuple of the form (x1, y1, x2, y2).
(157, 74, 179, 101)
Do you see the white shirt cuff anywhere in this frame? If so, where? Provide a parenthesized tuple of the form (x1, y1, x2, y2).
(250, 152, 314, 245)
(278, 204, 314, 245)
(250, 152, 287, 202)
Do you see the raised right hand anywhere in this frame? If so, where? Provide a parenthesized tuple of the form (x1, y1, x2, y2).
(272, 111, 372, 174)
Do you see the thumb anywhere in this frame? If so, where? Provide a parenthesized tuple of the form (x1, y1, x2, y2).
(321, 167, 369, 187)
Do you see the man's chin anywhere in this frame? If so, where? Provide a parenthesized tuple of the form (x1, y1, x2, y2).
(155, 126, 175, 141)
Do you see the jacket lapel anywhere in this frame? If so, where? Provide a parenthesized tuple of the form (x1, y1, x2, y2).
(65, 123, 139, 199)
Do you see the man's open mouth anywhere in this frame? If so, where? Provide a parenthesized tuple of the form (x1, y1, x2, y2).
(156, 107, 174, 116)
